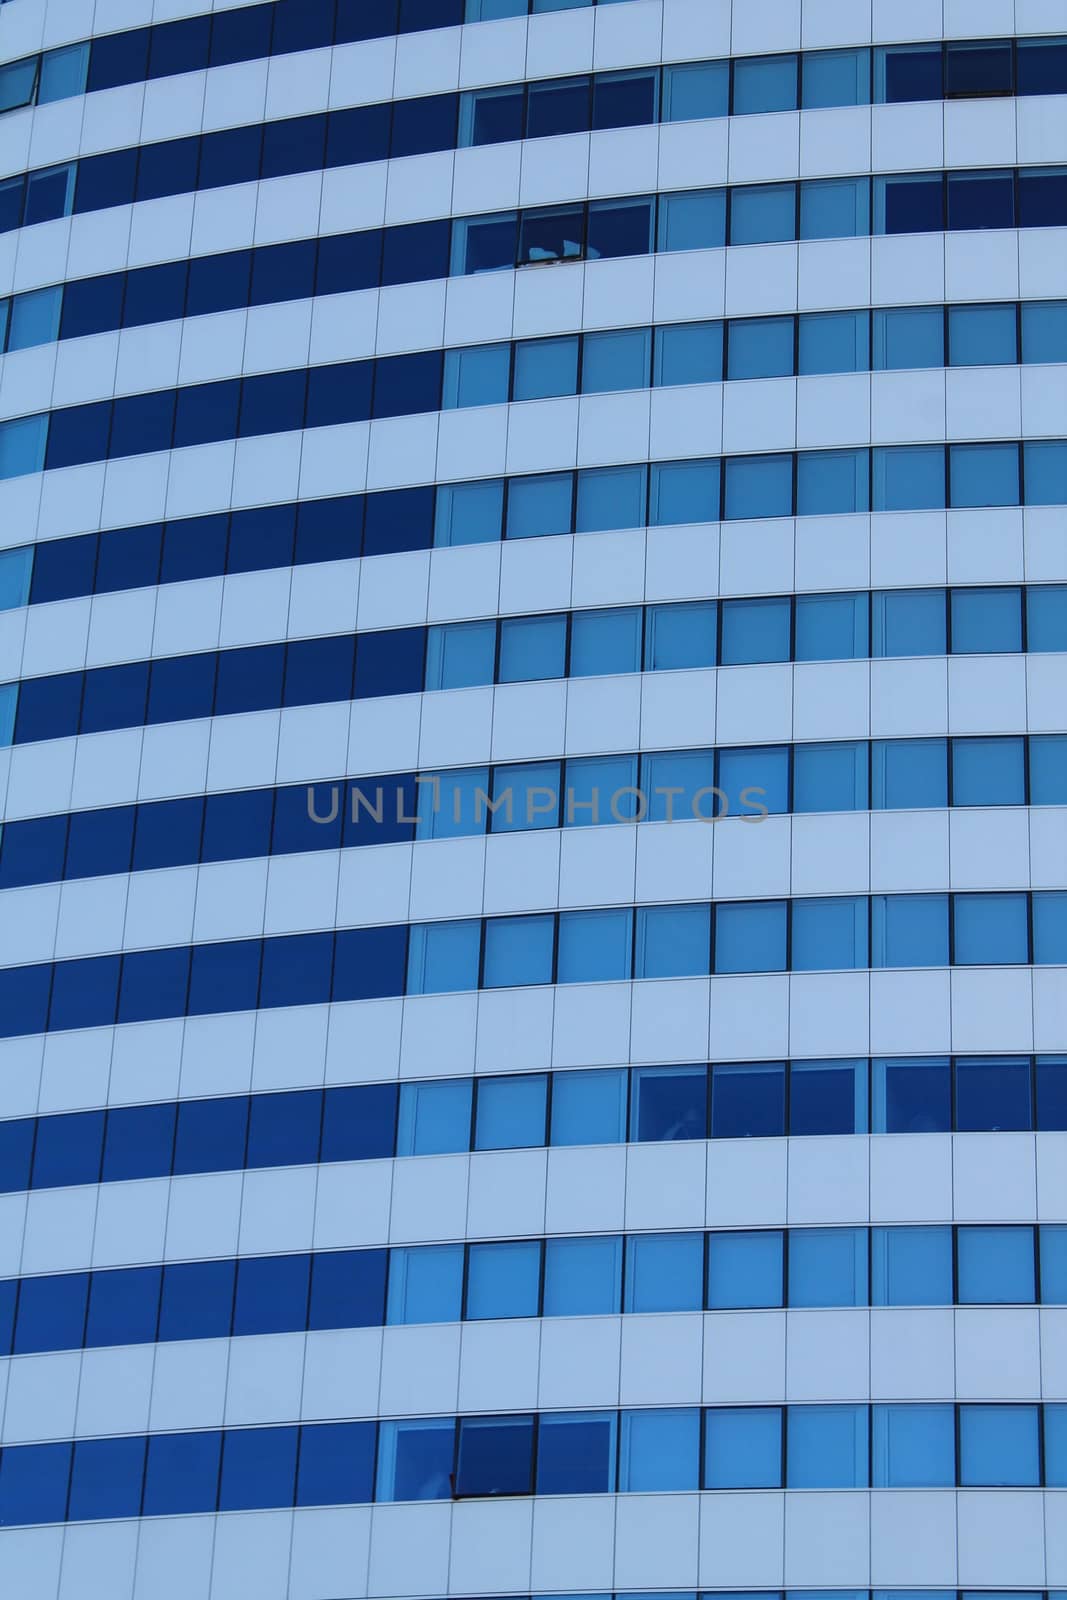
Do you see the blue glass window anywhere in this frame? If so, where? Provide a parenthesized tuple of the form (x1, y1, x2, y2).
(951, 443, 1020, 508)
(308, 1251, 387, 1331)
(0, 1442, 73, 1526)
(724, 454, 794, 520)
(69, 1435, 146, 1520)
(102, 1102, 175, 1183)
(720, 596, 790, 664)
(575, 464, 647, 533)
(711, 1062, 786, 1137)
(872, 738, 948, 809)
(14, 1272, 89, 1354)
(219, 1426, 298, 1512)
(662, 60, 730, 122)
(173, 1096, 248, 1177)
(634, 903, 711, 978)
(799, 311, 869, 374)
(1045, 1405, 1067, 1487)
(649, 459, 721, 525)
(789, 1227, 868, 1307)
(490, 759, 560, 833)
(1042, 1227, 1067, 1303)
(949, 303, 1018, 366)
(803, 48, 870, 109)
(376, 1419, 455, 1502)
(952, 736, 1026, 805)
(442, 344, 510, 408)
(1025, 440, 1067, 505)
(734, 54, 797, 114)
(452, 210, 519, 275)
(797, 447, 871, 515)
(467, 1240, 541, 1319)
(0, 414, 48, 479)
(873, 306, 945, 370)
(730, 182, 796, 245)
(506, 471, 573, 539)
(455, 1415, 534, 1496)
(566, 752, 640, 826)
(434, 480, 504, 547)
(143, 1431, 222, 1515)
(245, 1087, 321, 1168)
(407, 920, 481, 996)
(872, 589, 947, 656)
(873, 446, 947, 511)
(787, 1404, 868, 1487)
(873, 1404, 955, 1487)
(654, 321, 724, 386)
(570, 605, 643, 676)
(718, 745, 790, 817)
(625, 1232, 704, 1312)
(954, 892, 1029, 964)
(714, 901, 788, 974)
(513, 336, 579, 401)
(707, 1230, 784, 1310)
(158, 1259, 236, 1341)
(631, 1065, 707, 1142)
(793, 742, 868, 812)
(296, 1421, 375, 1508)
(582, 327, 651, 393)
(543, 1235, 623, 1315)
(397, 1078, 472, 1156)
(1021, 301, 1067, 364)
(425, 620, 496, 691)
(791, 896, 868, 971)
(800, 175, 871, 240)
(796, 592, 869, 660)
(550, 1068, 627, 1146)
(7, 286, 62, 351)
(959, 1405, 1040, 1486)
(557, 907, 633, 983)
(657, 188, 727, 252)
(386, 1246, 464, 1326)
(526, 75, 590, 139)
(233, 1254, 310, 1336)
(619, 1408, 700, 1491)
(1032, 736, 1067, 805)
(874, 172, 944, 234)
(727, 316, 794, 379)
(958, 1226, 1036, 1304)
(474, 1072, 548, 1149)
(871, 894, 950, 967)
(790, 1058, 867, 1136)
(705, 1408, 783, 1488)
(459, 84, 525, 147)
(873, 1056, 952, 1135)
(537, 1412, 617, 1494)
(1035, 891, 1067, 965)
(482, 914, 555, 987)
(644, 749, 715, 822)
(1026, 585, 1067, 651)
(872, 1226, 953, 1306)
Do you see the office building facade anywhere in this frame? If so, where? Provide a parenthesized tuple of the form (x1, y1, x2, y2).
(0, 0, 1066, 1595)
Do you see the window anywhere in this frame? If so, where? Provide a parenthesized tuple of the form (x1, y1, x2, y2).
(519, 202, 584, 265)
(792, 742, 868, 812)
(473, 1072, 548, 1149)
(631, 1065, 707, 1142)
(787, 1404, 868, 1487)
(872, 738, 948, 809)
(0, 414, 48, 480)
(1035, 891, 1067, 966)
(873, 1405, 956, 1487)
(875, 44, 943, 104)
(458, 85, 525, 147)
(467, 1240, 541, 1319)
(575, 464, 647, 532)
(798, 310, 869, 375)
(406, 920, 481, 995)
(482, 914, 555, 986)
(582, 327, 651, 393)
(663, 60, 729, 122)
(513, 335, 579, 400)
(396, 1078, 472, 1156)
(728, 316, 794, 380)
(557, 907, 633, 982)
(721, 596, 791, 665)
(377, 1419, 455, 1501)
(872, 1226, 953, 1306)
(586, 195, 654, 260)
(425, 620, 496, 690)
(791, 896, 868, 971)
(649, 459, 721, 525)
(565, 753, 639, 825)
(800, 175, 871, 239)
(654, 321, 724, 386)
(1025, 439, 1067, 505)
(873, 446, 946, 511)
(455, 1415, 534, 1496)
(873, 1056, 952, 1135)
(724, 454, 793, 519)
(958, 1226, 1036, 1304)
(871, 894, 950, 968)
(625, 1232, 704, 1312)
(729, 182, 796, 244)
(790, 1058, 867, 1136)
(644, 749, 715, 821)
(1042, 1227, 1067, 1303)
(959, 1405, 1041, 1486)
(490, 759, 560, 833)
(618, 1408, 700, 1491)
(796, 593, 869, 660)
(0, 546, 32, 611)
(569, 606, 643, 676)
(945, 39, 1013, 98)
(1021, 300, 1067, 364)
(442, 344, 510, 408)
(1028, 585, 1067, 651)
(950, 443, 1020, 508)
(718, 745, 789, 817)
(634, 903, 711, 978)
(40, 43, 90, 105)
(452, 210, 519, 275)
(954, 892, 1029, 964)
(1031, 736, 1067, 805)
(506, 471, 573, 539)
(7, 285, 62, 351)
(543, 1235, 623, 1315)
(434, 479, 504, 548)
(952, 737, 1026, 806)
(536, 1412, 617, 1494)
(705, 1408, 783, 1489)
(789, 1227, 868, 1307)
(874, 173, 944, 235)
(657, 189, 726, 252)
(802, 47, 870, 109)
(949, 168, 1016, 230)
(711, 1061, 786, 1138)
(714, 902, 787, 974)
(872, 589, 947, 656)
(68, 1437, 145, 1521)
(549, 1068, 627, 1146)
(956, 1055, 1033, 1133)
(386, 1245, 464, 1325)
(734, 54, 797, 115)
(707, 1230, 784, 1310)
(948, 303, 1018, 366)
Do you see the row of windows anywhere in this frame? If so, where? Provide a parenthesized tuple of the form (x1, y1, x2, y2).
(4, 1224, 1066, 1360)
(5, 24, 1062, 126)
(2, 1404, 1067, 1528)
(3, 1054, 1064, 1197)
(1, 731, 1064, 893)
(3, 576, 1064, 751)
(0, 892, 1063, 1040)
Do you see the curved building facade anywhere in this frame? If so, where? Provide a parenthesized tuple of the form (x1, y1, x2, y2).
(0, 0, 1065, 1596)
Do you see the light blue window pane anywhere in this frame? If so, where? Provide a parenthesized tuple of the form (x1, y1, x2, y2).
(619, 1408, 701, 1491)
(720, 596, 790, 663)
(38, 42, 89, 102)
(724, 453, 794, 519)
(949, 303, 1018, 366)
(657, 189, 727, 252)
(0, 683, 15, 747)
(953, 891, 1029, 964)
(634, 903, 711, 978)
(952, 737, 1026, 806)
(425, 621, 496, 689)
(0, 414, 47, 479)
(543, 1236, 623, 1316)
(1021, 300, 1067, 364)
(1047, 1407, 1067, 1486)
(802, 47, 870, 109)
(397, 1078, 473, 1156)
(798, 311, 870, 375)
(467, 1240, 541, 1318)
(714, 901, 788, 974)
(376, 1418, 455, 1501)
(0, 546, 33, 610)
(795, 593, 869, 659)
(570, 605, 643, 676)
(1044, 1229, 1067, 1302)
(872, 446, 947, 510)
(654, 321, 724, 386)
(704, 1408, 783, 1488)
(575, 464, 647, 532)
(872, 738, 948, 808)
(557, 907, 633, 982)
(796, 448, 871, 514)
(474, 1072, 548, 1149)
(789, 1228, 868, 1307)
(482, 916, 556, 988)
(730, 183, 796, 245)
(787, 1404, 869, 1488)
(950, 442, 1020, 508)
(1024, 440, 1067, 506)
(498, 613, 567, 682)
(1034, 891, 1067, 965)
(718, 745, 790, 817)
(733, 54, 797, 115)
(417, 766, 489, 839)
(873, 306, 945, 370)
(644, 749, 716, 822)
(513, 335, 579, 401)
(386, 1245, 464, 1324)
(582, 327, 651, 393)
(1031, 736, 1067, 805)
(800, 175, 871, 240)
(872, 1226, 954, 1305)
(490, 758, 560, 833)
(442, 343, 510, 408)
(959, 1405, 1041, 1486)
(0, 55, 36, 113)
(707, 1230, 784, 1309)
(871, 894, 950, 967)
(506, 471, 573, 538)
(872, 1404, 956, 1487)
(662, 60, 730, 122)
(1028, 584, 1067, 651)
(0, 298, 6, 349)
(649, 459, 721, 524)
(434, 479, 504, 547)
(958, 1226, 1036, 1304)
(645, 600, 717, 669)
(407, 920, 482, 995)
(7, 285, 62, 351)
(872, 589, 947, 656)
(791, 895, 869, 971)
(564, 753, 639, 825)
(550, 1068, 628, 1146)
(624, 1232, 704, 1312)
(793, 742, 869, 812)
(951, 585, 1023, 652)
(727, 315, 794, 379)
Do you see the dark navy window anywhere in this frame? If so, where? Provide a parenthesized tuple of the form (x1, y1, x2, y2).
(364, 486, 434, 556)
(296, 1422, 376, 1507)
(198, 125, 263, 191)
(262, 115, 327, 180)
(101, 1102, 175, 1182)
(0, 814, 68, 889)
(233, 1254, 310, 1336)
(320, 1083, 399, 1162)
(85, 1265, 161, 1348)
(214, 643, 286, 715)
(455, 1416, 534, 1496)
(955, 1056, 1033, 1133)
(45, 401, 112, 470)
(246, 1089, 323, 1169)
(238, 369, 308, 437)
(201, 790, 274, 864)
(146, 652, 217, 724)
(95, 523, 163, 591)
(132, 795, 204, 871)
(305, 361, 374, 428)
(118, 948, 191, 1026)
(68, 1435, 145, 1520)
(173, 1096, 249, 1176)
(0, 1117, 35, 1193)
(309, 1250, 388, 1330)
(31, 1109, 103, 1189)
(227, 504, 296, 574)
(173, 379, 241, 448)
(259, 934, 334, 1010)
(74, 148, 138, 213)
(149, 14, 211, 78)
(30, 533, 97, 603)
(250, 240, 317, 307)
(187, 250, 252, 316)
(143, 1431, 222, 1515)
(136, 136, 200, 202)
(0, 1442, 72, 1527)
(158, 1259, 236, 1342)
(60, 273, 125, 339)
(14, 1272, 88, 1353)
(711, 1062, 786, 1138)
(79, 660, 148, 734)
(220, 1426, 298, 1511)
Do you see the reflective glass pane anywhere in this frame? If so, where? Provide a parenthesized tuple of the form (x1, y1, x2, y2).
(498, 613, 567, 681)
(798, 310, 869, 375)
(714, 902, 788, 974)
(955, 1055, 1033, 1133)
(789, 1227, 868, 1307)
(663, 60, 730, 122)
(506, 471, 573, 538)
(536, 1412, 617, 1494)
(376, 1419, 455, 1500)
(727, 316, 794, 379)
(873, 306, 944, 370)
(950, 443, 1020, 508)
(789, 1058, 867, 1136)
(386, 1245, 464, 1325)
(406, 920, 481, 995)
(872, 589, 947, 656)
(720, 597, 790, 664)
(1021, 301, 1067, 364)
(7, 286, 62, 351)
(952, 737, 1026, 806)
(657, 189, 727, 251)
(958, 1226, 1036, 1304)
(425, 620, 496, 689)
(1027, 585, 1067, 651)
(795, 593, 869, 660)
(800, 175, 870, 240)
(724, 454, 793, 519)
(543, 1235, 623, 1314)
(618, 1408, 700, 1491)
(654, 321, 724, 386)
(467, 1240, 541, 1318)
(729, 182, 796, 245)
(581, 327, 651, 393)
(625, 1232, 704, 1312)
(711, 1061, 786, 1137)
(872, 1226, 954, 1305)
(953, 892, 1029, 964)
(705, 1408, 783, 1488)
(870, 894, 950, 967)
(575, 464, 647, 532)
(786, 1404, 868, 1487)
(707, 1231, 784, 1310)
(634, 903, 711, 978)
(802, 47, 870, 109)
(872, 446, 946, 511)
(959, 1405, 1040, 1486)
(549, 1068, 627, 1146)
(442, 344, 510, 408)
(396, 1078, 472, 1156)
(649, 459, 721, 524)
(793, 742, 869, 812)
(872, 738, 949, 809)
(948, 303, 1018, 366)
(474, 1072, 548, 1147)
(569, 605, 643, 676)
(733, 54, 797, 115)
(872, 1056, 952, 1134)
(513, 335, 579, 400)
(873, 1404, 956, 1487)
(557, 907, 633, 983)
(631, 1065, 707, 1142)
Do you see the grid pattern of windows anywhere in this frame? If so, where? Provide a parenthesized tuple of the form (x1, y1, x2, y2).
(2, 1225, 1064, 1358)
